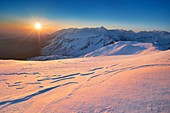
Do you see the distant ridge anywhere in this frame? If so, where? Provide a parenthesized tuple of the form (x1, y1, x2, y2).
(29, 27, 170, 60)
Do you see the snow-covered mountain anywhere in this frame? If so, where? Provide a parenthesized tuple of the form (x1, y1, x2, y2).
(83, 41, 159, 57)
(42, 26, 115, 57)
(29, 27, 170, 60)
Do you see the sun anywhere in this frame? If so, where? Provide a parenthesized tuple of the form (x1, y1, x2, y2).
(35, 22, 42, 30)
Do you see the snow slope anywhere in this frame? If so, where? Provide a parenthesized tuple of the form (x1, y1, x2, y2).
(42, 27, 115, 57)
(41, 27, 170, 58)
(0, 50, 170, 113)
(83, 41, 159, 57)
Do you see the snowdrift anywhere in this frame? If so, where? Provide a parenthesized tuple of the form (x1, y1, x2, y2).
(83, 41, 159, 57)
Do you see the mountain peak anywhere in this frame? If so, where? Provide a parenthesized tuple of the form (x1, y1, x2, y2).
(96, 26, 107, 32)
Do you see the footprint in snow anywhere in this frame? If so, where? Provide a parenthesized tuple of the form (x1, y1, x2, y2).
(51, 73, 80, 80)
(89, 67, 104, 71)
(87, 74, 102, 81)
(33, 72, 40, 75)
(37, 77, 51, 81)
(81, 72, 94, 76)
(8, 84, 20, 87)
(39, 86, 44, 88)
(5, 82, 10, 85)
(50, 77, 75, 83)
(14, 81, 22, 84)
(26, 82, 41, 85)
(16, 87, 24, 89)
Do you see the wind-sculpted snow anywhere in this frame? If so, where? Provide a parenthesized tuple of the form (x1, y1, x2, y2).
(0, 82, 78, 110)
(83, 41, 159, 57)
(40, 27, 170, 60)
(0, 50, 170, 112)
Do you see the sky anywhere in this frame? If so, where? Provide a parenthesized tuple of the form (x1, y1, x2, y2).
(0, 0, 170, 34)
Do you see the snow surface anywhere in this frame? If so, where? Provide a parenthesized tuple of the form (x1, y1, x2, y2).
(83, 41, 159, 57)
(0, 50, 170, 113)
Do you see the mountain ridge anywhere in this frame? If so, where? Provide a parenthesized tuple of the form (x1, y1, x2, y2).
(29, 26, 170, 60)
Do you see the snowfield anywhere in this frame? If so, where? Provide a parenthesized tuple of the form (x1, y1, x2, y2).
(0, 50, 170, 113)
(83, 41, 159, 57)
(29, 41, 158, 61)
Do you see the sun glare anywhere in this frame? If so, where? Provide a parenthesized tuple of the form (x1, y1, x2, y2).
(35, 22, 42, 30)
